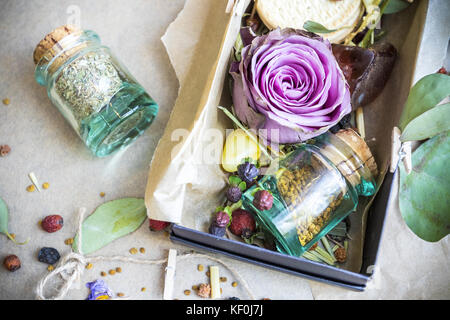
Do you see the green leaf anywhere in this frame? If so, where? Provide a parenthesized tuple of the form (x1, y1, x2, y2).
(401, 103, 450, 141)
(229, 175, 242, 186)
(234, 32, 244, 61)
(0, 197, 10, 236)
(399, 132, 450, 242)
(303, 21, 337, 34)
(229, 200, 242, 212)
(383, 0, 411, 14)
(72, 198, 147, 254)
(223, 206, 232, 217)
(0, 197, 28, 244)
(399, 74, 450, 131)
(238, 181, 247, 192)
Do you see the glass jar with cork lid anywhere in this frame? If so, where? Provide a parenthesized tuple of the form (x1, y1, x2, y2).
(242, 129, 378, 257)
(34, 25, 158, 157)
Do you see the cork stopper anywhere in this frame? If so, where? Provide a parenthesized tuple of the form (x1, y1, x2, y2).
(335, 128, 378, 178)
(33, 25, 81, 65)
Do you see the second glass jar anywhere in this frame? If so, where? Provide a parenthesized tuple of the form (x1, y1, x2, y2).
(242, 130, 377, 257)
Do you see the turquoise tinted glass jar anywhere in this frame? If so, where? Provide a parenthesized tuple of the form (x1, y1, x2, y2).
(34, 25, 158, 157)
(242, 130, 377, 257)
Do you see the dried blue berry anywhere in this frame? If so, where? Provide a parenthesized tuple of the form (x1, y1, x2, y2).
(38, 247, 60, 265)
(228, 296, 240, 300)
(226, 186, 242, 203)
(237, 162, 259, 184)
(209, 223, 226, 237)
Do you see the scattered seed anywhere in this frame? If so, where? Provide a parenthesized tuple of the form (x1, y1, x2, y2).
(26, 185, 35, 192)
(115, 267, 122, 273)
(100, 271, 107, 277)
(141, 287, 146, 292)
(108, 269, 116, 275)
(129, 248, 138, 254)
(8, 233, 15, 240)
(205, 271, 210, 277)
(220, 277, 227, 282)
(65, 238, 74, 245)
(100, 192, 105, 197)
(192, 285, 199, 291)
(117, 293, 125, 297)
(184, 290, 191, 296)
(232, 281, 238, 287)
(220, 288, 223, 294)
(42, 182, 50, 189)
(38, 220, 42, 226)
(139, 247, 145, 254)
(47, 265, 54, 271)
(86, 263, 93, 270)
(2, 98, 10, 105)
(197, 264, 204, 272)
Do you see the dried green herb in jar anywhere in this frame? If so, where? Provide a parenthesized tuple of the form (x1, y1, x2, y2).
(34, 25, 159, 157)
(55, 52, 122, 125)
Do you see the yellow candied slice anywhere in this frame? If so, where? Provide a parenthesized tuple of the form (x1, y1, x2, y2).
(222, 129, 261, 172)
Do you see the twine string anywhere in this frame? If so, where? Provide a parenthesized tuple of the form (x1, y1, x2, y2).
(35, 207, 255, 300)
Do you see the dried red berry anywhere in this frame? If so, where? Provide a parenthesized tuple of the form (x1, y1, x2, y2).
(229, 209, 256, 237)
(214, 211, 230, 228)
(149, 219, 170, 231)
(253, 190, 274, 211)
(0, 145, 11, 157)
(334, 247, 347, 263)
(4, 255, 21, 272)
(41, 215, 64, 233)
(437, 67, 448, 75)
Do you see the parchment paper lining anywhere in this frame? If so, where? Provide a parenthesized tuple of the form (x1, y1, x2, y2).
(146, 0, 445, 273)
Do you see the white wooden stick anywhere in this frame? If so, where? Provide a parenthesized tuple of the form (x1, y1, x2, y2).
(163, 249, 177, 300)
(390, 127, 402, 173)
(28, 172, 42, 192)
(210, 266, 221, 299)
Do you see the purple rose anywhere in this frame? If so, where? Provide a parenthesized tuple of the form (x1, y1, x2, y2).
(231, 28, 351, 144)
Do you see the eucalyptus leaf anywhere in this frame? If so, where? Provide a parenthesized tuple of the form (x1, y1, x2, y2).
(399, 132, 450, 242)
(303, 21, 337, 34)
(399, 74, 450, 131)
(384, 0, 411, 14)
(401, 103, 450, 141)
(72, 198, 147, 254)
(0, 197, 28, 244)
